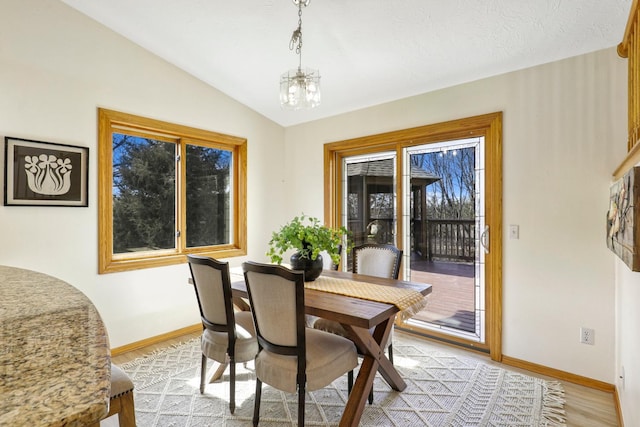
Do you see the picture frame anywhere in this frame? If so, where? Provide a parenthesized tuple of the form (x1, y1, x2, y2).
(3, 137, 89, 207)
(607, 166, 640, 271)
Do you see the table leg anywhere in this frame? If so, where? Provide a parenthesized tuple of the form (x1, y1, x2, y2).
(209, 360, 229, 383)
(371, 316, 405, 390)
(232, 296, 251, 311)
(340, 353, 378, 427)
(339, 317, 407, 427)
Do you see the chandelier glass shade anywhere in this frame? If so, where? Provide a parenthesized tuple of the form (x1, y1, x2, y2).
(280, 0, 320, 110)
(280, 67, 321, 110)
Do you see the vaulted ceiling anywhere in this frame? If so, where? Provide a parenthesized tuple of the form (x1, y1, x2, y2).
(60, 0, 631, 127)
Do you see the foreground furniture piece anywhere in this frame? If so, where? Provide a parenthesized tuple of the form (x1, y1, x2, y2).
(188, 255, 258, 414)
(314, 243, 403, 401)
(242, 261, 358, 427)
(231, 268, 431, 427)
(0, 265, 111, 426)
(104, 364, 136, 427)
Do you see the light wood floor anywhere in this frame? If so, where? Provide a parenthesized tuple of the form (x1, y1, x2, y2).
(112, 331, 619, 427)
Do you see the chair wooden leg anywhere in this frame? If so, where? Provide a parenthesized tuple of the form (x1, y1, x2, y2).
(368, 387, 374, 405)
(229, 360, 236, 414)
(298, 383, 305, 427)
(253, 378, 262, 427)
(118, 392, 136, 427)
(104, 393, 136, 427)
(200, 354, 207, 393)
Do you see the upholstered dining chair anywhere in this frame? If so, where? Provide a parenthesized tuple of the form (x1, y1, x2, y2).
(187, 255, 258, 414)
(353, 243, 403, 284)
(242, 261, 358, 427)
(102, 363, 136, 427)
(312, 243, 403, 402)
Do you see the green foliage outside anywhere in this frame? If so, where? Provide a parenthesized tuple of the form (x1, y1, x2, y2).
(185, 144, 230, 248)
(112, 134, 230, 253)
(113, 135, 175, 253)
(411, 147, 475, 220)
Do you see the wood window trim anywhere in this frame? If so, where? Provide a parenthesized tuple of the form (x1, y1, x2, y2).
(98, 108, 247, 274)
(323, 112, 503, 362)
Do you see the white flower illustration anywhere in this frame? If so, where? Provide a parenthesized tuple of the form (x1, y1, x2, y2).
(24, 153, 73, 195)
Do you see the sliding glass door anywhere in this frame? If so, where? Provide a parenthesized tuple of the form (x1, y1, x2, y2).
(325, 113, 502, 359)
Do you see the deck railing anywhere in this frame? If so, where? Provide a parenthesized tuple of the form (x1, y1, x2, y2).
(413, 218, 475, 262)
(348, 218, 476, 262)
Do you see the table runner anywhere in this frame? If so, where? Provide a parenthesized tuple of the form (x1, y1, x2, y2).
(304, 275, 427, 321)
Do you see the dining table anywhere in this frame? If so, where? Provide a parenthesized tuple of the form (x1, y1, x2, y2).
(0, 265, 111, 427)
(231, 268, 432, 427)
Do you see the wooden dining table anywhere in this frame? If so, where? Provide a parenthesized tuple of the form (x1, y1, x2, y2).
(231, 268, 432, 427)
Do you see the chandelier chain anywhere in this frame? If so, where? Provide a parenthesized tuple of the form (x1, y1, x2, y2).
(289, 2, 304, 68)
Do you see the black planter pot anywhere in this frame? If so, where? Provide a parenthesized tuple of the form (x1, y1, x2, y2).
(290, 251, 323, 281)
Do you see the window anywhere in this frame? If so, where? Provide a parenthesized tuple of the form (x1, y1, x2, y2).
(98, 108, 247, 273)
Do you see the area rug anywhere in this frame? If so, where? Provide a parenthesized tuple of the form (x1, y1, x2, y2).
(120, 332, 565, 426)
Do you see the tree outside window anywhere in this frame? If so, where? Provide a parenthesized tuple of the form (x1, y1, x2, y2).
(98, 108, 246, 273)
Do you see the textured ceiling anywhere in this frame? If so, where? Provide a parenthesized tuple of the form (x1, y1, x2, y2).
(60, 0, 631, 127)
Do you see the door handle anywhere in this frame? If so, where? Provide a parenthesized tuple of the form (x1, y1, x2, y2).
(480, 225, 489, 254)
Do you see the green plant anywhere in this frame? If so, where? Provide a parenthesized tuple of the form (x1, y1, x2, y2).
(267, 214, 351, 265)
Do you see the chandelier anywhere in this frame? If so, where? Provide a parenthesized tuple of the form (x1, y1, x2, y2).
(279, 0, 321, 110)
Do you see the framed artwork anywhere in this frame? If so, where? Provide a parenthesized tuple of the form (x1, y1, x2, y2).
(607, 166, 640, 271)
(3, 137, 89, 207)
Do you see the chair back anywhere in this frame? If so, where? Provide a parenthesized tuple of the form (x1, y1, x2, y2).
(353, 243, 403, 279)
(242, 261, 306, 362)
(244, 262, 357, 427)
(187, 255, 236, 337)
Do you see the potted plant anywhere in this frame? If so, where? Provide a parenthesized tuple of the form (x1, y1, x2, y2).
(266, 214, 350, 281)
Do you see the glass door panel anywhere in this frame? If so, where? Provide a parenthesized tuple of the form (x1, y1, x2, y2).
(341, 152, 397, 270)
(402, 137, 485, 343)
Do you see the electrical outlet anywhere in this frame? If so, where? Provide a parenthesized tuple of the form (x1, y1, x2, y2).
(580, 327, 595, 345)
(509, 224, 519, 239)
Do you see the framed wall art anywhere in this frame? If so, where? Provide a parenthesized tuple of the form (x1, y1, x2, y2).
(607, 166, 640, 271)
(3, 137, 89, 207)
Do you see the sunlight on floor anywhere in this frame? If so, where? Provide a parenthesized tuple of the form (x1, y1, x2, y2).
(390, 355, 420, 369)
(196, 361, 258, 407)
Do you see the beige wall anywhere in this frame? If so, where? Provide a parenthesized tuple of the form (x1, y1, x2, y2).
(615, 258, 640, 426)
(284, 48, 627, 386)
(0, 0, 286, 347)
(2, 0, 638, 423)
(285, 46, 640, 422)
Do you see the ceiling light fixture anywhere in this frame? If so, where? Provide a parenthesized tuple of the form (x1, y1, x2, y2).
(279, 0, 321, 110)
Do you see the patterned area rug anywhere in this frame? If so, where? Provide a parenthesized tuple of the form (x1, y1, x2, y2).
(120, 332, 566, 426)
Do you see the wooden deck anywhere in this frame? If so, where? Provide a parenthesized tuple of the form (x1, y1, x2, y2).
(408, 257, 476, 333)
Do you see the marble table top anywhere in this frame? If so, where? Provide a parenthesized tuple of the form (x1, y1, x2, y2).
(0, 265, 111, 426)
